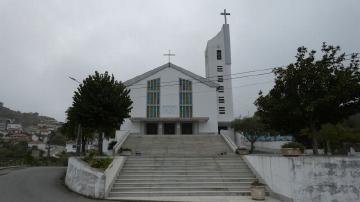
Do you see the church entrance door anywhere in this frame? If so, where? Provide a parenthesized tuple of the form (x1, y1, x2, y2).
(163, 123, 176, 135)
(146, 123, 158, 135)
(181, 123, 193, 135)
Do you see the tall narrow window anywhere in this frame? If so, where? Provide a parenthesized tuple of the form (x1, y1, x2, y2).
(218, 97, 225, 103)
(179, 78, 192, 118)
(217, 50, 222, 60)
(217, 76, 223, 82)
(147, 78, 160, 118)
(219, 106, 225, 114)
(217, 66, 223, 72)
(218, 86, 224, 93)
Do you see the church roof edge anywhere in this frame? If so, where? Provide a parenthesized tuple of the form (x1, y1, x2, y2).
(124, 63, 219, 88)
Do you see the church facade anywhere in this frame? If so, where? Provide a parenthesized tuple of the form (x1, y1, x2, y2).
(118, 21, 234, 135)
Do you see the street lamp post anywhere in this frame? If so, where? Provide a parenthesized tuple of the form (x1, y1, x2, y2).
(69, 76, 82, 156)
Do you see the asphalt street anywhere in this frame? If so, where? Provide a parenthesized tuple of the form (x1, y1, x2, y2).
(0, 167, 121, 202)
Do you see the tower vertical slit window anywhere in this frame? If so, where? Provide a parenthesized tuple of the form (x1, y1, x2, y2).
(217, 50, 222, 60)
(147, 78, 160, 118)
(179, 78, 192, 118)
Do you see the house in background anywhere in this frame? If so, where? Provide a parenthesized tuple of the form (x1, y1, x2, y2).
(7, 123, 23, 134)
(0, 118, 10, 132)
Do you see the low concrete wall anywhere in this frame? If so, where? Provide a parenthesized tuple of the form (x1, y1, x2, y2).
(65, 156, 126, 199)
(104, 156, 127, 196)
(244, 155, 360, 202)
(65, 157, 106, 198)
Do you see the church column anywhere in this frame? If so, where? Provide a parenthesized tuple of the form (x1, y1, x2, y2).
(158, 123, 163, 135)
(176, 122, 181, 135)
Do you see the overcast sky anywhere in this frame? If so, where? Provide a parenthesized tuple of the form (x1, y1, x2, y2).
(0, 0, 359, 122)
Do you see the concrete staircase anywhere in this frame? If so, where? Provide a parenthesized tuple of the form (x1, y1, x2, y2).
(108, 156, 256, 198)
(107, 135, 259, 199)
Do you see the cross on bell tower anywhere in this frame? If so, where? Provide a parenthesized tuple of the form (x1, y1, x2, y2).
(220, 9, 230, 24)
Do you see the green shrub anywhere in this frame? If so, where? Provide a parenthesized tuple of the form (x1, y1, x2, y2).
(87, 158, 113, 170)
(82, 149, 97, 162)
(282, 142, 305, 151)
(81, 149, 113, 170)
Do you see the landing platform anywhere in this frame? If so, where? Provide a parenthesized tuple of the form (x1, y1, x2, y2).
(121, 135, 233, 156)
(107, 195, 281, 202)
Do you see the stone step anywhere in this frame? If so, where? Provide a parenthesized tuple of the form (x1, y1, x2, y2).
(112, 182, 252, 187)
(124, 162, 246, 165)
(121, 168, 250, 172)
(126, 157, 240, 160)
(111, 186, 251, 192)
(123, 164, 247, 168)
(108, 190, 251, 197)
(126, 159, 245, 164)
(120, 171, 251, 175)
(123, 165, 249, 169)
(127, 156, 239, 159)
(115, 178, 257, 183)
(117, 174, 255, 179)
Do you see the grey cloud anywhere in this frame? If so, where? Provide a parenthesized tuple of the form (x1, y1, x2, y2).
(0, 0, 359, 121)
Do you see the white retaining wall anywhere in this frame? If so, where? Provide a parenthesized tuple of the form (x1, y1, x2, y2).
(65, 156, 126, 198)
(244, 155, 360, 202)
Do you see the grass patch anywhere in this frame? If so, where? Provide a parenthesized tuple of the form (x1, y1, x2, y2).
(83, 157, 113, 170)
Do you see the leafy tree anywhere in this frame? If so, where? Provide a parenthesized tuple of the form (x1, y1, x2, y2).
(231, 116, 267, 153)
(68, 71, 132, 155)
(48, 131, 66, 146)
(343, 113, 360, 129)
(62, 108, 95, 153)
(255, 43, 360, 154)
(314, 123, 360, 154)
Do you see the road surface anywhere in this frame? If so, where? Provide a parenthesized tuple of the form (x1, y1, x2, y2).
(0, 167, 121, 202)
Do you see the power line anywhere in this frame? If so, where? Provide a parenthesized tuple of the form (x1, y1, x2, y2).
(125, 55, 358, 89)
(127, 66, 277, 88)
(129, 71, 274, 90)
(131, 80, 274, 99)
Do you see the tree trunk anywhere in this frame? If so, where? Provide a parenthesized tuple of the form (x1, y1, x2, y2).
(250, 141, 255, 154)
(76, 124, 81, 155)
(98, 132, 103, 155)
(47, 144, 50, 159)
(312, 135, 319, 155)
(81, 136, 86, 154)
(326, 140, 331, 155)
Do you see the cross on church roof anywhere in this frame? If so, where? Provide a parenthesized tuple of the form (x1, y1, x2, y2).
(164, 50, 175, 64)
(220, 9, 230, 24)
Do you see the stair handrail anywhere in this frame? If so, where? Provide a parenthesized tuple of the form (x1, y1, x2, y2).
(112, 130, 130, 155)
(220, 131, 238, 152)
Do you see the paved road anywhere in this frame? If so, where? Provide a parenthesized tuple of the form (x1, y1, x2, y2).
(0, 167, 121, 202)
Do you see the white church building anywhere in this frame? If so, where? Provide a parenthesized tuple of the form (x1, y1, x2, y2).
(118, 18, 234, 135)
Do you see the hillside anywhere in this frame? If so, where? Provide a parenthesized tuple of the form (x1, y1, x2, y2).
(0, 102, 58, 128)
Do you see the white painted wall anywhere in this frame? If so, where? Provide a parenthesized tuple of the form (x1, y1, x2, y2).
(120, 66, 218, 134)
(66, 143, 76, 153)
(244, 155, 360, 202)
(28, 142, 46, 151)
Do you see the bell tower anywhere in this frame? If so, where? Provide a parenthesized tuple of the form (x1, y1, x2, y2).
(205, 9, 234, 128)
